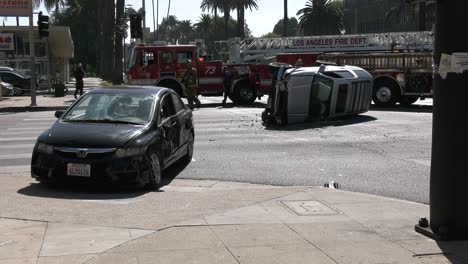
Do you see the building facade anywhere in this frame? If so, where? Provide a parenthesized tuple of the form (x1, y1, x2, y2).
(0, 26, 74, 85)
(344, 0, 435, 34)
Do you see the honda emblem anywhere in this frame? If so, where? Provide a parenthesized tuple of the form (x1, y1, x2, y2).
(76, 150, 88, 159)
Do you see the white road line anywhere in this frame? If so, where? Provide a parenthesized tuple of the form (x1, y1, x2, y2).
(0, 153, 31, 160)
(7, 127, 49, 130)
(0, 144, 34, 149)
(0, 137, 37, 142)
(23, 118, 56, 121)
(0, 131, 43, 136)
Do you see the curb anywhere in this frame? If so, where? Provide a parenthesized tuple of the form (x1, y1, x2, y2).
(0, 106, 69, 113)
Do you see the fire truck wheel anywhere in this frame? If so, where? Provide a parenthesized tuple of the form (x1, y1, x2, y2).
(373, 80, 400, 106)
(234, 85, 257, 105)
(399, 96, 419, 106)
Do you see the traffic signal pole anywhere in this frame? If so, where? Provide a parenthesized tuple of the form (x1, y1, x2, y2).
(416, 0, 468, 240)
(29, 10, 37, 106)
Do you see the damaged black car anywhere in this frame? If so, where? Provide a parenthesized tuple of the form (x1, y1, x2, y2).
(31, 86, 194, 190)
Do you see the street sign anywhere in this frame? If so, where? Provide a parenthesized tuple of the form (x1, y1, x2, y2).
(0, 0, 32, 16)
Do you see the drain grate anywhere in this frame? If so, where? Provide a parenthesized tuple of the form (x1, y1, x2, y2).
(281, 200, 339, 216)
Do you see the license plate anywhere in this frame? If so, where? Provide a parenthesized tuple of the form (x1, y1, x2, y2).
(67, 163, 91, 177)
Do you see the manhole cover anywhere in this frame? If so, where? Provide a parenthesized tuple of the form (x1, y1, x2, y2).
(281, 200, 338, 216)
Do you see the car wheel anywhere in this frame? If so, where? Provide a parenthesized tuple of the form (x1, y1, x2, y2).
(372, 80, 400, 106)
(13, 87, 23, 96)
(234, 80, 257, 105)
(183, 131, 194, 163)
(145, 152, 162, 190)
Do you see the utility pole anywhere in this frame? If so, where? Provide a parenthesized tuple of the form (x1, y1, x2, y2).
(415, 0, 468, 240)
(142, 0, 146, 41)
(29, 10, 36, 106)
(283, 0, 288, 37)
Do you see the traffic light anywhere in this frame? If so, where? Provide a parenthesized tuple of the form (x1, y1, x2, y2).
(37, 12, 49, 38)
(130, 13, 143, 39)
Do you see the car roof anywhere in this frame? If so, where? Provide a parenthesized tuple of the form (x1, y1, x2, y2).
(86, 86, 171, 97)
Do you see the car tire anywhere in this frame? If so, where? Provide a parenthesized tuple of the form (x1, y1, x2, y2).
(13, 87, 23, 96)
(234, 81, 257, 105)
(182, 131, 194, 163)
(372, 80, 400, 106)
(145, 152, 162, 190)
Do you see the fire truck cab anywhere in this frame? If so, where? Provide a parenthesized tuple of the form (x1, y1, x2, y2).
(126, 44, 204, 96)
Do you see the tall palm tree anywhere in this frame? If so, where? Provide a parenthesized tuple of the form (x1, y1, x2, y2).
(195, 14, 213, 40)
(234, 0, 259, 39)
(297, 0, 344, 36)
(283, 0, 288, 37)
(177, 20, 194, 44)
(200, 0, 221, 20)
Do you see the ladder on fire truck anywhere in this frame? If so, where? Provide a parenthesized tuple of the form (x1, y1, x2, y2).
(215, 31, 433, 63)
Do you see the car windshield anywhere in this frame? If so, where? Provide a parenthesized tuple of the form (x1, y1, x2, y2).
(62, 93, 155, 125)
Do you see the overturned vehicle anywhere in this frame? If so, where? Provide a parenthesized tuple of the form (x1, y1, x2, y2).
(261, 63, 373, 126)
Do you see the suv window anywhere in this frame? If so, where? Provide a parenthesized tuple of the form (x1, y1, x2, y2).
(1, 72, 20, 83)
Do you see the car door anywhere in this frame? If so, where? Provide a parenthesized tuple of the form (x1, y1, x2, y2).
(159, 94, 181, 163)
(171, 93, 191, 155)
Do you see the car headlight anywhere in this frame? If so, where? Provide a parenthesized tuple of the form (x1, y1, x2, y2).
(114, 146, 147, 158)
(35, 142, 54, 154)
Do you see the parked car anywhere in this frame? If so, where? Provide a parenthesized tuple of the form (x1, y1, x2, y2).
(0, 66, 14, 72)
(262, 63, 373, 125)
(1, 81, 14, 96)
(31, 86, 195, 190)
(0, 70, 37, 95)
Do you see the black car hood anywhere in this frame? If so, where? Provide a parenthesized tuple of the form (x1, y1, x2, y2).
(47, 122, 145, 148)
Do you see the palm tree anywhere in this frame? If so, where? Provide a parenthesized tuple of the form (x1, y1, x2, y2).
(200, 0, 221, 20)
(201, 0, 235, 39)
(297, 0, 344, 36)
(177, 20, 194, 44)
(234, 0, 259, 39)
(195, 14, 213, 40)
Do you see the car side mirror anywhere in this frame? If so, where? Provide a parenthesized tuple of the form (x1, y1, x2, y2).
(55, 110, 64, 118)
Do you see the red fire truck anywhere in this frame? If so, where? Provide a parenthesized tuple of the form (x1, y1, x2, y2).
(126, 31, 433, 106)
(125, 43, 318, 104)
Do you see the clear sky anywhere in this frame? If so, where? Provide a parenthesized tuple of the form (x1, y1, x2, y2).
(127, 0, 308, 37)
(1, 0, 308, 37)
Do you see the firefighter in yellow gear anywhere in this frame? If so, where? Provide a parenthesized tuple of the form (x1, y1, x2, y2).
(182, 60, 201, 109)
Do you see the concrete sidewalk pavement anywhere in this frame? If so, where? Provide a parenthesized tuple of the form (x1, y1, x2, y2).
(0, 78, 102, 113)
(0, 177, 466, 264)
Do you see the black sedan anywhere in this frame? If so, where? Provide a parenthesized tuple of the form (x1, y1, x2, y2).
(31, 86, 194, 190)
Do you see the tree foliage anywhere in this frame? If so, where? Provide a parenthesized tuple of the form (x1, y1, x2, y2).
(273, 17, 299, 36)
(297, 0, 344, 36)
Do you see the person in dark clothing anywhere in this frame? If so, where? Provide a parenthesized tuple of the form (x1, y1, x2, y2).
(222, 66, 233, 106)
(74, 63, 85, 99)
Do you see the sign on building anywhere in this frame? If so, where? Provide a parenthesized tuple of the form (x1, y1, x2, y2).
(0, 0, 32, 16)
(0, 33, 14, 50)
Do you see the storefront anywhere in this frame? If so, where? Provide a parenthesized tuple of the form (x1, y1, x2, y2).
(0, 26, 74, 87)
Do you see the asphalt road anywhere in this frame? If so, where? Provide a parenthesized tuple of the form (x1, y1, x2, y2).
(0, 97, 433, 204)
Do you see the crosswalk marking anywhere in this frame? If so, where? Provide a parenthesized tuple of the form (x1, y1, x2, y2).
(0, 144, 34, 149)
(7, 127, 50, 130)
(0, 154, 32, 160)
(0, 137, 37, 142)
(0, 131, 44, 136)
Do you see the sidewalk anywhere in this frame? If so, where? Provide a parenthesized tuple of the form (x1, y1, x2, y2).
(0, 176, 466, 264)
(0, 78, 101, 113)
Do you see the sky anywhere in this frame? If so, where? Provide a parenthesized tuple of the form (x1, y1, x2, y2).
(2, 0, 308, 38)
(126, 0, 308, 37)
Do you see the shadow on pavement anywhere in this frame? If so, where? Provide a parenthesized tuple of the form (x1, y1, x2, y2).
(264, 115, 377, 131)
(370, 104, 433, 113)
(16, 159, 190, 200)
(192, 102, 266, 109)
(436, 241, 468, 263)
